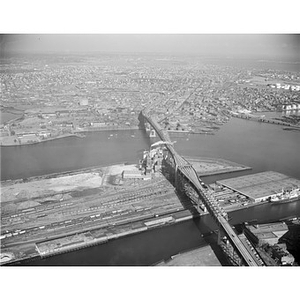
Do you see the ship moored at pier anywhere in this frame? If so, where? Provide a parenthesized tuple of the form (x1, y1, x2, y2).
(269, 187, 300, 204)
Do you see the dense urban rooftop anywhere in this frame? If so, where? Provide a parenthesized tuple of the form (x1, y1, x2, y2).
(1, 53, 299, 145)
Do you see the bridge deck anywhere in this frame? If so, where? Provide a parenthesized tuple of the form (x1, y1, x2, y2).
(142, 112, 261, 266)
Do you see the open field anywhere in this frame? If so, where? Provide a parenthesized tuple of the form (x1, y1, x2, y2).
(1, 164, 191, 265)
(185, 157, 251, 176)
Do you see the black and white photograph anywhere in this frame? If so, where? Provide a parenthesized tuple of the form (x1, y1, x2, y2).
(0, 1, 299, 299)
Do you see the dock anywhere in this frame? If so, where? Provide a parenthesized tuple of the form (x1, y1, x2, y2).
(217, 171, 300, 203)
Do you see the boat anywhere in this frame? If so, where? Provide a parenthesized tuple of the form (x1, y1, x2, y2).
(282, 127, 300, 131)
(269, 187, 300, 204)
(292, 218, 300, 225)
(74, 133, 86, 138)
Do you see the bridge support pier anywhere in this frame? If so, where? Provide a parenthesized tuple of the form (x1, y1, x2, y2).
(144, 121, 157, 138)
(149, 129, 156, 138)
(145, 122, 151, 132)
(217, 225, 222, 245)
(174, 165, 178, 187)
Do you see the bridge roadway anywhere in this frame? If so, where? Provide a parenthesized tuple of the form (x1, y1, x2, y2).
(142, 112, 261, 266)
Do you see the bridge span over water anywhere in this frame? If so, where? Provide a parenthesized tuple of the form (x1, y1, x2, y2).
(141, 111, 263, 266)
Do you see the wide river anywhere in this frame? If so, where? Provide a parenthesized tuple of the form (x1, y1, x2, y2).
(1, 115, 300, 265)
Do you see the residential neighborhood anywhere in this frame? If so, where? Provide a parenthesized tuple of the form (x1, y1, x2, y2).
(1, 53, 299, 145)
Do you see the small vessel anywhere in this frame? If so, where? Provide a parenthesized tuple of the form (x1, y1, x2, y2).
(292, 218, 300, 225)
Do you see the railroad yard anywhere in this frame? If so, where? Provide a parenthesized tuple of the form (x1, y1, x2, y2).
(1, 164, 193, 264)
(0, 157, 256, 265)
(2, 159, 298, 265)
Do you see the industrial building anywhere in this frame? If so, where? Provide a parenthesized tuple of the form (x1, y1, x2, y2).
(79, 99, 89, 106)
(122, 169, 151, 180)
(139, 141, 168, 176)
(217, 171, 300, 203)
(244, 222, 289, 246)
(244, 222, 295, 265)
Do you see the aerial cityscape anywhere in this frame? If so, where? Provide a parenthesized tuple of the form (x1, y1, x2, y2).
(1, 34, 300, 267)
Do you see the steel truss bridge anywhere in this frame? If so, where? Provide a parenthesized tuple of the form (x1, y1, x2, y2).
(141, 111, 263, 266)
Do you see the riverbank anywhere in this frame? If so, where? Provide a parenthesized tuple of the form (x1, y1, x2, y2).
(1, 209, 196, 265)
(75, 126, 139, 133)
(1, 156, 253, 266)
(0, 133, 86, 147)
(2, 115, 300, 266)
(232, 113, 300, 129)
(0, 126, 139, 147)
(2, 176, 296, 266)
(1, 161, 195, 265)
(2, 167, 299, 266)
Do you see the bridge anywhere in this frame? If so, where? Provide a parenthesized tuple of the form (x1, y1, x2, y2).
(141, 111, 263, 266)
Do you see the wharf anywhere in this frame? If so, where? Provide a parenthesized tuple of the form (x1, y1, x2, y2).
(0, 133, 85, 147)
(232, 113, 300, 129)
(35, 210, 195, 259)
(216, 171, 300, 203)
(2, 209, 196, 265)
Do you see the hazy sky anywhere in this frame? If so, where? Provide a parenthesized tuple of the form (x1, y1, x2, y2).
(1, 34, 299, 60)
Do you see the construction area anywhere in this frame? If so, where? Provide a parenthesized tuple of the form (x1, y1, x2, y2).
(1, 163, 194, 264)
(185, 157, 251, 177)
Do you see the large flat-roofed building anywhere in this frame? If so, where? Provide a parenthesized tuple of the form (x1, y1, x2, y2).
(243, 222, 295, 265)
(122, 169, 151, 180)
(216, 171, 300, 202)
(244, 222, 289, 246)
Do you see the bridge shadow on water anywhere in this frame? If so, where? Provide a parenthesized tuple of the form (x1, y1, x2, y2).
(160, 150, 233, 265)
(191, 215, 232, 266)
(138, 112, 238, 266)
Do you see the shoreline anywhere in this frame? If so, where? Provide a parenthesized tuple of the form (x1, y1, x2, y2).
(0, 133, 84, 147)
(0, 126, 139, 147)
(4, 195, 299, 266)
(0, 156, 249, 184)
(74, 126, 139, 133)
(232, 113, 300, 129)
(0, 161, 136, 184)
(2, 209, 196, 266)
(184, 156, 252, 177)
(2, 162, 299, 265)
